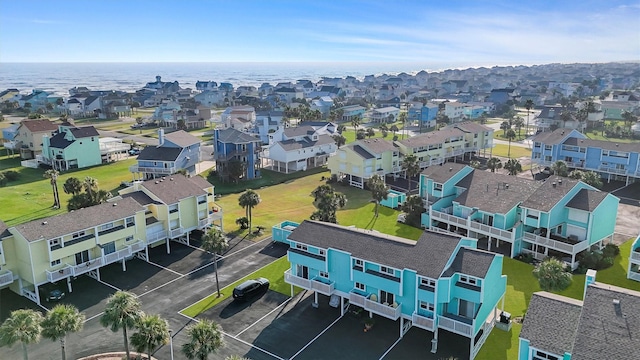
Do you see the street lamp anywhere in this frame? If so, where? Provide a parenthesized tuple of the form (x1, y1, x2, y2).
(169, 329, 174, 360)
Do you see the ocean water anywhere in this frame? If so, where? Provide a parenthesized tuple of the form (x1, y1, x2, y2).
(0, 62, 455, 96)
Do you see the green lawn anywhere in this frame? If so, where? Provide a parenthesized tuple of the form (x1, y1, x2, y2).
(180, 256, 297, 318)
(490, 144, 531, 159)
(0, 158, 137, 226)
(583, 130, 637, 143)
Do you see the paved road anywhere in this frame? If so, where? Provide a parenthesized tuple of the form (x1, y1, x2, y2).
(6, 237, 288, 360)
(97, 129, 159, 146)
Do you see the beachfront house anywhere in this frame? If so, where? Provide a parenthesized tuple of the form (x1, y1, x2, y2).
(130, 129, 201, 180)
(628, 233, 640, 282)
(0, 174, 221, 305)
(530, 127, 640, 185)
(420, 165, 619, 270)
(370, 107, 400, 123)
(265, 122, 337, 173)
(518, 270, 640, 360)
(41, 123, 102, 170)
(272, 220, 507, 359)
(339, 105, 367, 122)
(13, 119, 59, 160)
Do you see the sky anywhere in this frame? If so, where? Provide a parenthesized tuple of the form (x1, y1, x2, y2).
(0, 0, 639, 65)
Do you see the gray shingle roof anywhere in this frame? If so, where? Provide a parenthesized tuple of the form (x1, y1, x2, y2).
(454, 170, 539, 214)
(284, 125, 316, 137)
(0, 219, 9, 239)
(531, 128, 576, 145)
(12, 197, 144, 242)
(137, 146, 182, 162)
(453, 122, 492, 133)
(120, 191, 161, 206)
(521, 176, 580, 212)
(441, 248, 496, 278)
(563, 136, 640, 153)
(351, 144, 375, 159)
(140, 174, 209, 204)
(565, 189, 608, 212)
(358, 138, 396, 154)
(216, 128, 260, 144)
(164, 130, 200, 147)
(572, 283, 640, 360)
(69, 126, 99, 138)
(48, 132, 73, 149)
(520, 292, 582, 356)
(278, 134, 335, 151)
(287, 220, 491, 279)
(421, 163, 469, 184)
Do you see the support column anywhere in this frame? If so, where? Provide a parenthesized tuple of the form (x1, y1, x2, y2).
(313, 291, 319, 308)
(340, 297, 345, 316)
(67, 277, 73, 293)
(122, 258, 127, 271)
(431, 328, 438, 353)
(400, 317, 404, 338)
(166, 238, 171, 254)
(290, 284, 294, 297)
(186, 232, 190, 246)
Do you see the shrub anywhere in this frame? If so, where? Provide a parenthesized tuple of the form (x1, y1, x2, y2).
(577, 245, 619, 272)
(235, 217, 249, 229)
(206, 169, 218, 183)
(0, 172, 6, 187)
(603, 243, 620, 258)
(532, 258, 572, 291)
(515, 253, 535, 264)
(3, 170, 20, 181)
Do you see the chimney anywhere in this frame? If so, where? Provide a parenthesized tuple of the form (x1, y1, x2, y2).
(552, 182, 556, 188)
(558, 178, 562, 185)
(449, 167, 453, 172)
(584, 269, 597, 299)
(158, 128, 165, 146)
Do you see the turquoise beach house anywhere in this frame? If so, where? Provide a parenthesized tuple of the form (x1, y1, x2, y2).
(419, 164, 619, 270)
(41, 123, 101, 170)
(272, 220, 507, 359)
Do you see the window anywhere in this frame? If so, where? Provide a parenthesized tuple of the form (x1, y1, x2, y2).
(100, 222, 114, 231)
(319, 249, 325, 256)
(527, 209, 539, 220)
(355, 282, 365, 291)
(544, 145, 552, 151)
(49, 238, 61, 250)
(295, 243, 308, 251)
(354, 259, 363, 267)
(169, 204, 179, 214)
(433, 183, 443, 191)
(51, 259, 61, 267)
(459, 275, 477, 286)
(126, 217, 135, 227)
(103, 242, 116, 255)
(380, 266, 394, 275)
(125, 235, 134, 242)
(420, 277, 436, 287)
(72, 231, 85, 239)
(319, 271, 328, 278)
(419, 301, 434, 312)
(533, 350, 560, 360)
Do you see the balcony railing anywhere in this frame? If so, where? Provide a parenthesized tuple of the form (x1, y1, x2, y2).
(631, 250, 640, 262)
(46, 265, 73, 282)
(129, 165, 177, 175)
(146, 231, 168, 244)
(0, 270, 14, 287)
(628, 271, 640, 282)
(469, 220, 513, 241)
(310, 278, 335, 296)
(3, 140, 21, 150)
(103, 247, 133, 265)
(284, 269, 312, 289)
(170, 227, 184, 238)
(215, 149, 248, 161)
(129, 240, 146, 253)
(523, 232, 590, 254)
(412, 312, 435, 331)
(363, 297, 402, 320)
(438, 315, 473, 337)
(198, 218, 210, 228)
(598, 165, 627, 175)
(72, 258, 104, 277)
(349, 290, 367, 307)
(431, 209, 467, 227)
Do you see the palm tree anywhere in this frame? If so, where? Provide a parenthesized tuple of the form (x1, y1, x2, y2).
(398, 111, 407, 139)
(560, 109, 572, 128)
(130, 314, 169, 360)
(83, 176, 98, 201)
(201, 228, 228, 297)
(336, 124, 346, 134)
(41, 304, 85, 360)
(62, 177, 83, 196)
(500, 121, 511, 136)
(100, 291, 144, 360)
(505, 129, 517, 158)
(504, 158, 522, 175)
(401, 154, 420, 194)
(238, 190, 261, 233)
(513, 116, 524, 138)
(622, 110, 637, 132)
(580, 170, 603, 189)
(43, 169, 61, 209)
(310, 184, 347, 224)
(182, 320, 225, 360)
(0, 309, 43, 360)
(524, 99, 534, 137)
(390, 124, 399, 138)
(551, 160, 569, 177)
(351, 114, 361, 132)
(365, 128, 375, 138)
(366, 174, 389, 217)
(332, 134, 346, 147)
(487, 157, 502, 172)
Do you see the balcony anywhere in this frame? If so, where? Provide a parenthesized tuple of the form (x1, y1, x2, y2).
(72, 257, 104, 277)
(129, 165, 177, 175)
(129, 240, 146, 254)
(363, 297, 401, 320)
(598, 165, 628, 175)
(438, 314, 473, 337)
(215, 149, 248, 161)
(284, 269, 312, 289)
(209, 207, 223, 222)
(523, 232, 590, 254)
(431, 209, 467, 227)
(0, 270, 14, 287)
(146, 231, 167, 244)
(3, 140, 21, 150)
(310, 278, 335, 296)
(349, 290, 367, 307)
(46, 265, 73, 283)
(170, 227, 184, 238)
(631, 248, 640, 263)
(198, 218, 210, 228)
(412, 312, 435, 331)
(629, 271, 640, 282)
(469, 220, 513, 242)
(103, 247, 133, 265)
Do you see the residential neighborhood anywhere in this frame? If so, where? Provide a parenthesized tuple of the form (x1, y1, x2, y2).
(1, 61, 640, 360)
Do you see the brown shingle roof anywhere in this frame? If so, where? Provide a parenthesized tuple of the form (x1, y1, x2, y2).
(12, 197, 144, 242)
(20, 119, 58, 133)
(397, 127, 465, 148)
(521, 176, 580, 212)
(164, 130, 200, 148)
(357, 138, 396, 154)
(454, 170, 539, 214)
(454, 122, 492, 133)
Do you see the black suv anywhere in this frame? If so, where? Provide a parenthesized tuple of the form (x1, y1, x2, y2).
(232, 278, 269, 301)
(39, 282, 66, 302)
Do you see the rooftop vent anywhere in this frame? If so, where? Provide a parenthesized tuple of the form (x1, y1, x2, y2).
(613, 299, 620, 305)
(449, 167, 453, 172)
(112, 203, 117, 206)
(552, 182, 557, 188)
(42, 221, 48, 225)
(170, 178, 174, 181)
(558, 179, 563, 184)
(155, 181, 159, 184)
(505, 184, 509, 189)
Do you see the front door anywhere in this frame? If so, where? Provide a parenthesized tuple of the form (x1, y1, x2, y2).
(380, 290, 394, 305)
(296, 265, 309, 279)
(459, 299, 474, 319)
(75, 250, 90, 264)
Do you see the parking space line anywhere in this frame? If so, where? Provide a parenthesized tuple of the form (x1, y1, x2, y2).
(235, 298, 291, 337)
(222, 331, 285, 360)
(378, 336, 403, 360)
(97, 279, 122, 292)
(147, 260, 185, 277)
(84, 312, 104, 323)
(289, 313, 344, 360)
